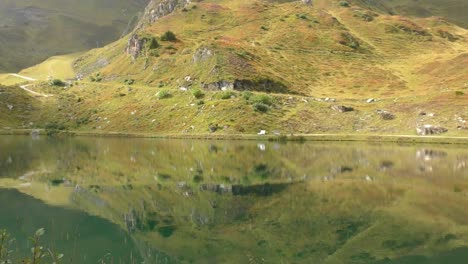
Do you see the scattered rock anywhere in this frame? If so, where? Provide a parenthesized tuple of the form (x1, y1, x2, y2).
(366, 98, 375, 103)
(7, 104, 13, 111)
(330, 166, 353, 174)
(202, 80, 234, 91)
(208, 124, 218, 133)
(193, 47, 213, 62)
(376, 110, 395, 120)
(331, 105, 354, 113)
(416, 125, 448, 136)
(258, 130, 267, 135)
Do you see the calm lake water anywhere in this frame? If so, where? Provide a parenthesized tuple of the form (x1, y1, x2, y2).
(0, 135, 467, 263)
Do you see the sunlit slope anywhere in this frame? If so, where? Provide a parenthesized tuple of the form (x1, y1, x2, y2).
(1, 0, 467, 135)
(75, 0, 468, 98)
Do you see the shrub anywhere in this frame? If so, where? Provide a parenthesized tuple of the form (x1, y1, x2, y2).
(50, 79, 66, 87)
(161, 31, 177, 41)
(339, 1, 350, 7)
(191, 88, 204, 99)
(242, 91, 253, 101)
(455, 91, 464, 96)
(156, 90, 171, 99)
(149, 37, 160, 49)
(220, 91, 234, 100)
(254, 103, 269, 113)
(89, 73, 102, 82)
(260, 25, 269, 31)
(45, 122, 66, 131)
(124, 79, 135, 85)
(251, 94, 274, 106)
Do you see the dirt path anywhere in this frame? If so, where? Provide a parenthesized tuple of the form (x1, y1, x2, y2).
(8, 74, 37, 81)
(8, 74, 52, 97)
(19, 84, 53, 98)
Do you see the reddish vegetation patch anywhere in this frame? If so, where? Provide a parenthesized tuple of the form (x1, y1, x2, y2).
(200, 3, 228, 12)
(384, 16, 430, 36)
(217, 36, 241, 46)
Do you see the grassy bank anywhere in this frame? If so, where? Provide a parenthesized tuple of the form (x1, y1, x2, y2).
(1, 128, 467, 144)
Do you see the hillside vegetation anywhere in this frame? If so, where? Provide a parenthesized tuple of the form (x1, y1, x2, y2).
(0, 0, 467, 136)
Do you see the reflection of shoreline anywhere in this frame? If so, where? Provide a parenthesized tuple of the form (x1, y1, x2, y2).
(1, 129, 468, 144)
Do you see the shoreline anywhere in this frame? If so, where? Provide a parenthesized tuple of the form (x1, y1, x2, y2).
(0, 129, 467, 144)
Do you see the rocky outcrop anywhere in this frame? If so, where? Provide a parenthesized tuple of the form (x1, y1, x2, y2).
(376, 110, 395, 120)
(193, 47, 214, 63)
(202, 79, 289, 93)
(416, 125, 448, 135)
(127, 0, 191, 59)
(331, 105, 354, 113)
(126, 34, 144, 60)
(137, 0, 191, 29)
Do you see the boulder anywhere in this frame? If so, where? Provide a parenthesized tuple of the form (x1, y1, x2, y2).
(208, 124, 218, 133)
(376, 110, 395, 120)
(193, 47, 213, 63)
(331, 105, 354, 113)
(416, 125, 448, 135)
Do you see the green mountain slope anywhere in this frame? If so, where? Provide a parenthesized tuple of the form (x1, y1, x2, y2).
(0, 0, 149, 72)
(0, 0, 467, 136)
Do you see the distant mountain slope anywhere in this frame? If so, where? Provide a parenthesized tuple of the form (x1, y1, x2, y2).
(353, 0, 468, 28)
(0, 0, 149, 73)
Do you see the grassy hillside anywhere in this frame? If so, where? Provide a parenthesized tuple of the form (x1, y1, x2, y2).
(0, 0, 149, 72)
(0, 0, 467, 136)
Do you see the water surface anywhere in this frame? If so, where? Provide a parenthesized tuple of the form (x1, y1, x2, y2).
(0, 136, 467, 263)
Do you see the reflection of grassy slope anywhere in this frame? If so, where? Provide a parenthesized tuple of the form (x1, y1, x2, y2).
(0, 0, 148, 72)
(2, 138, 467, 262)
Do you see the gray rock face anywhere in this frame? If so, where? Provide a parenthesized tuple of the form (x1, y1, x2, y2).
(202, 79, 288, 93)
(137, 0, 191, 29)
(193, 47, 213, 63)
(126, 34, 144, 60)
(416, 125, 448, 135)
(203, 81, 234, 91)
(331, 105, 354, 113)
(127, 0, 191, 59)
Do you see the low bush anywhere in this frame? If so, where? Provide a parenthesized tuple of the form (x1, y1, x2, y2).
(156, 90, 171, 99)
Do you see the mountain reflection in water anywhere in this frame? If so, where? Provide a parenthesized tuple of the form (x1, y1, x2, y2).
(0, 136, 467, 263)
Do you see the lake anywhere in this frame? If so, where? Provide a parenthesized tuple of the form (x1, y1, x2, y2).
(0, 135, 467, 263)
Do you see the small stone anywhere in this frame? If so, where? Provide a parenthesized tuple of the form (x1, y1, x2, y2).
(258, 130, 267, 135)
(331, 105, 354, 113)
(376, 110, 395, 120)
